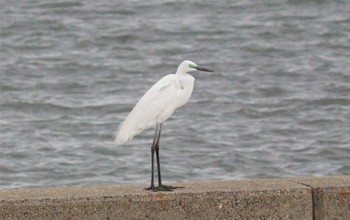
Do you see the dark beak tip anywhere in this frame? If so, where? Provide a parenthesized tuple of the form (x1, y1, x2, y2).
(197, 67, 214, 72)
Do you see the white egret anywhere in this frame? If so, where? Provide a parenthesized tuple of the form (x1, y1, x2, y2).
(115, 60, 213, 191)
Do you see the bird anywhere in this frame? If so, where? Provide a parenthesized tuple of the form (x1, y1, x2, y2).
(115, 60, 213, 191)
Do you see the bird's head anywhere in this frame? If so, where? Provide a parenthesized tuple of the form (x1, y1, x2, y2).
(176, 60, 213, 74)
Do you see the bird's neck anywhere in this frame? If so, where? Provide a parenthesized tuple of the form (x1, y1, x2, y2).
(175, 70, 188, 78)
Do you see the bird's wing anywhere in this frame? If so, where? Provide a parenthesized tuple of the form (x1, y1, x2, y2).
(115, 74, 179, 145)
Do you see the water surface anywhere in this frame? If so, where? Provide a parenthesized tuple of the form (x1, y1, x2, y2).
(1, 0, 349, 188)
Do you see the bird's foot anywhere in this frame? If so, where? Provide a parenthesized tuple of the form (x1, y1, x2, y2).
(146, 184, 183, 192)
(145, 184, 157, 191)
(156, 184, 174, 191)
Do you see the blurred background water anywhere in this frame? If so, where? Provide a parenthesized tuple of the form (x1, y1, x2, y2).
(1, 0, 349, 188)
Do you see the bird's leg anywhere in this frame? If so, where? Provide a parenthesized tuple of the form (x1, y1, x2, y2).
(155, 124, 172, 191)
(155, 123, 162, 187)
(149, 143, 156, 190)
(146, 124, 159, 191)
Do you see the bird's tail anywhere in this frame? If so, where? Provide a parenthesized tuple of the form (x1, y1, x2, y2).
(114, 107, 152, 146)
(114, 129, 131, 146)
(114, 121, 137, 146)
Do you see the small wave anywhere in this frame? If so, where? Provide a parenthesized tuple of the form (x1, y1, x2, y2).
(0, 101, 72, 112)
(306, 98, 350, 107)
(38, 1, 83, 9)
(236, 107, 292, 119)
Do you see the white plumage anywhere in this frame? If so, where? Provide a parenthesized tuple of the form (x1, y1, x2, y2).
(114, 60, 213, 191)
(115, 61, 197, 145)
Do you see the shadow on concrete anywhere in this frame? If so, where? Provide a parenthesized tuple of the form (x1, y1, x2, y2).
(146, 185, 185, 192)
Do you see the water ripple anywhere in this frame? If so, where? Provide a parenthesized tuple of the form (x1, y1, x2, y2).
(1, 0, 349, 188)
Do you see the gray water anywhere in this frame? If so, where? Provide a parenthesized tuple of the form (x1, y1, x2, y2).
(1, 0, 350, 189)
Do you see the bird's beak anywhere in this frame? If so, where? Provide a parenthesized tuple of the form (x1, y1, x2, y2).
(195, 66, 214, 72)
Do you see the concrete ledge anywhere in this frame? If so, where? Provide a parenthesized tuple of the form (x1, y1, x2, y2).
(293, 176, 350, 220)
(0, 176, 349, 219)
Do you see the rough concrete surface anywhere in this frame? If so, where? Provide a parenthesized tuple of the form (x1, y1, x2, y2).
(292, 176, 350, 220)
(1, 177, 347, 219)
